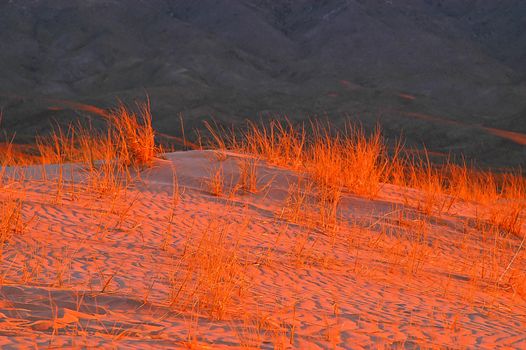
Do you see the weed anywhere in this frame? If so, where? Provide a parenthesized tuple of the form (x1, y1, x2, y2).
(237, 157, 259, 194)
(206, 166, 225, 197)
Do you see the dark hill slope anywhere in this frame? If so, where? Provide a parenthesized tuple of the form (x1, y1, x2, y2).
(0, 0, 525, 167)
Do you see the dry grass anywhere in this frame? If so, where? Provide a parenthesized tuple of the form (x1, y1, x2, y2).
(14, 101, 160, 205)
(206, 166, 225, 197)
(203, 119, 526, 314)
(35, 101, 158, 168)
(207, 119, 526, 237)
(161, 166, 181, 251)
(278, 176, 341, 235)
(212, 120, 391, 197)
(104, 101, 158, 167)
(0, 194, 27, 260)
(0, 140, 42, 167)
(236, 157, 259, 194)
(279, 177, 313, 226)
(168, 218, 251, 320)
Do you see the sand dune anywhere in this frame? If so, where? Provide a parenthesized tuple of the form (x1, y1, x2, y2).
(0, 150, 525, 348)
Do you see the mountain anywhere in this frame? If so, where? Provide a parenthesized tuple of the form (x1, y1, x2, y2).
(0, 0, 525, 167)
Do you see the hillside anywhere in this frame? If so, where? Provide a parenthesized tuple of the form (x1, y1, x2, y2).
(0, 0, 525, 166)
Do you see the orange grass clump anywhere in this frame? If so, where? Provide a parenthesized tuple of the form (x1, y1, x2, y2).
(35, 101, 158, 168)
(206, 166, 225, 197)
(207, 120, 394, 198)
(104, 102, 158, 167)
(207, 119, 526, 237)
(168, 218, 251, 320)
(237, 157, 259, 194)
(0, 195, 26, 259)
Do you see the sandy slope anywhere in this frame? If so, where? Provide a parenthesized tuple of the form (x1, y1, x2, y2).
(0, 150, 525, 349)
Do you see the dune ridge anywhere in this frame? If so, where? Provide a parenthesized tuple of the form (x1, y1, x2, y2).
(1, 106, 525, 348)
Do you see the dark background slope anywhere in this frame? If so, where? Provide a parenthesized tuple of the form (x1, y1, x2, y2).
(0, 0, 525, 167)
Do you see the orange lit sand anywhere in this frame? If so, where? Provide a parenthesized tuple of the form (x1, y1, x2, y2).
(0, 150, 525, 348)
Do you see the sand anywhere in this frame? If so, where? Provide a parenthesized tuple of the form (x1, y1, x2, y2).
(0, 150, 525, 349)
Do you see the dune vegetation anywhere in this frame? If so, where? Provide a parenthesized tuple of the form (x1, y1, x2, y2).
(0, 103, 525, 348)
